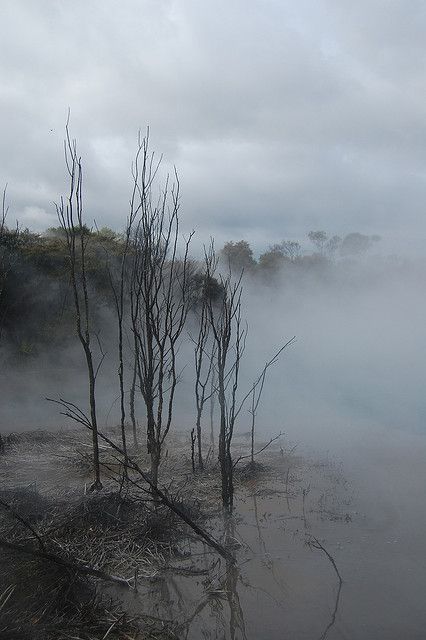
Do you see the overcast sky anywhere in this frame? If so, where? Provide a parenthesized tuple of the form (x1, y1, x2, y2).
(1, 0, 426, 254)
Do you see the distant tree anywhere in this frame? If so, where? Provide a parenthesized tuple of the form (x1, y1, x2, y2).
(325, 235, 342, 258)
(96, 227, 122, 243)
(221, 240, 256, 273)
(189, 270, 224, 309)
(258, 243, 289, 274)
(340, 232, 379, 257)
(46, 224, 92, 239)
(281, 240, 301, 261)
(308, 231, 328, 256)
(307, 232, 343, 259)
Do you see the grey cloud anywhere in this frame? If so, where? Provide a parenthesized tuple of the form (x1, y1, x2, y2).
(0, 0, 425, 253)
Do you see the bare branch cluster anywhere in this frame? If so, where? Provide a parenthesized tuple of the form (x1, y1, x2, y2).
(129, 133, 194, 490)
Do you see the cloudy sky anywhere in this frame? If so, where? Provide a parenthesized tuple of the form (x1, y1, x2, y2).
(1, 0, 426, 254)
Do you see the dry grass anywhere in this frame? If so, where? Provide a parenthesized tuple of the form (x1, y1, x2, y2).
(0, 479, 206, 639)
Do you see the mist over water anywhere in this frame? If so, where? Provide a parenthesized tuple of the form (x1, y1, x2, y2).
(240, 256, 426, 449)
(2, 253, 425, 454)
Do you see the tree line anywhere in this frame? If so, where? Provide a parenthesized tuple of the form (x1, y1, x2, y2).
(221, 230, 380, 276)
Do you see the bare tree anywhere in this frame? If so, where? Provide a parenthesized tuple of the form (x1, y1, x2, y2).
(192, 265, 217, 470)
(204, 243, 245, 512)
(308, 230, 328, 256)
(245, 338, 295, 465)
(281, 239, 301, 261)
(129, 134, 194, 490)
(129, 341, 139, 447)
(209, 367, 216, 451)
(55, 125, 102, 491)
(102, 187, 141, 468)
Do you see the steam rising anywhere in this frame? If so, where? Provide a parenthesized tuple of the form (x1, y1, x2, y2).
(1, 252, 424, 460)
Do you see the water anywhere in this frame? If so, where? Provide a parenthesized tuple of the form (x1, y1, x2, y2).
(120, 429, 426, 639)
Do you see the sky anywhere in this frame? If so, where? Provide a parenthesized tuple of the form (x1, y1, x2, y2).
(1, 0, 426, 255)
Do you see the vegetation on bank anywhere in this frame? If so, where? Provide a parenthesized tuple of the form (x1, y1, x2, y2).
(0, 221, 379, 361)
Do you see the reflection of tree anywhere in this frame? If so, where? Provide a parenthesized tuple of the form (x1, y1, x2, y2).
(318, 580, 342, 640)
(251, 492, 287, 597)
(252, 491, 267, 553)
(224, 517, 247, 640)
(307, 535, 343, 640)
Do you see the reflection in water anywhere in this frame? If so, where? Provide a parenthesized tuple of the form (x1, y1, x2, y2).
(302, 483, 311, 530)
(307, 534, 343, 640)
(169, 516, 248, 639)
(125, 453, 380, 639)
(224, 516, 247, 640)
(252, 491, 287, 596)
(172, 472, 346, 639)
(252, 491, 267, 553)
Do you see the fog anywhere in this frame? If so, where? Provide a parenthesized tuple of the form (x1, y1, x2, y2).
(241, 257, 426, 450)
(2, 251, 424, 462)
(161, 254, 426, 461)
(2, 242, 426, 638)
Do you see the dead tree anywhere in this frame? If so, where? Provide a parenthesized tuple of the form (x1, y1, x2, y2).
(129, 134, 194, 490)
(103, 202, 139, 465)
(192, 277, 217, 470)
(205, 243, 245, 512)
(244, 338, 295, 465)
(55, 125, 102, 491)
(129, 342, 139, 447)
(209, 368, 216, 451)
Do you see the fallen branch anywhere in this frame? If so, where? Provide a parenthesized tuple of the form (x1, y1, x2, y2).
(0, 536, 132, 588)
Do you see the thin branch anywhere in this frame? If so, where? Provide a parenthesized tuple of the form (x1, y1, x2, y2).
(233, 433, 283, 468)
